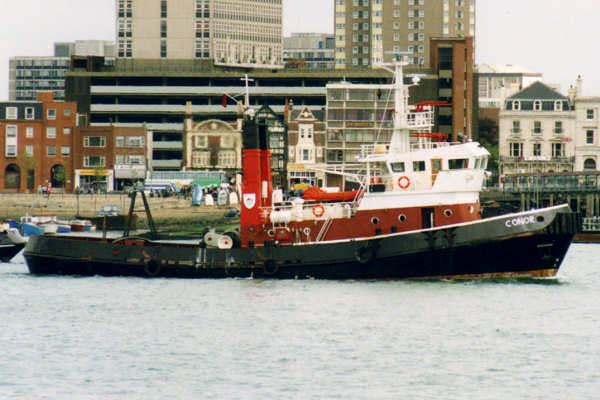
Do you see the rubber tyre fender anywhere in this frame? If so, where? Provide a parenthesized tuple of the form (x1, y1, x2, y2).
(355, 245, 375, 264)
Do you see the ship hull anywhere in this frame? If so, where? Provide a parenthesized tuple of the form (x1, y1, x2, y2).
(24, 205, 578, 280)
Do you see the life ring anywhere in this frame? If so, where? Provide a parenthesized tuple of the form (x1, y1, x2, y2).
(312, 204, 325, 217)
(398, 176, 410, 189)
(144, 259, 161, 277)
(355, 246, 375, 264)
(263, 259, 279, 276)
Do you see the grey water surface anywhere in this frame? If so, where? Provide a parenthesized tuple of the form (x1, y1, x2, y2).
(0, 244, 598, 399)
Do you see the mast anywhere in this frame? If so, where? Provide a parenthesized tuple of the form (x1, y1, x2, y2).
(379, 52, 412, 154)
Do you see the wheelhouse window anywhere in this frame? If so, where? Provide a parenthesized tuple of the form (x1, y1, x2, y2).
(448, 158, 469, 169)
(390, 162, 405, 172)
(413, 160, 426, 171)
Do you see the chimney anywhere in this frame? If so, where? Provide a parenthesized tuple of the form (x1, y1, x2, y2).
(576, 75, 583, 97)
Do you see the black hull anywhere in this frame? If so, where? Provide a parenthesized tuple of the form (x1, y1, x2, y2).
(24, 205, 579, 280)
(0, 243, 25, 263)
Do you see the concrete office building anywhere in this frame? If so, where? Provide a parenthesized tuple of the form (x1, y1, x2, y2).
(283, 33, 335, 70)
(334, 0, 475, 69)
(8, 41, 115, 101)
(116, 0, 283, 68)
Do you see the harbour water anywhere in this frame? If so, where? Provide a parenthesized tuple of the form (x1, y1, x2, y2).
(1, 244, 599, 399)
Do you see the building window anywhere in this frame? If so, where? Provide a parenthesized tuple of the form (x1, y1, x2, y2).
(161, 20, 167, 38)
(63, 127, 71, 135)
(533, 121, 542, 134)
(26, 145, 33, 156)
(160, 40, 167, 58)
(192, 151, 210, 167)
(127, 155, 144, 164)
(127, 136, 145, 147)
(160, 0, 167, 18)
(83, 156, 105, 167)
(25, 107, 35, 120)
(512, 120, 521, 134)
(512, 100, 520, 111)
(509, 142, 523, 157)
(116, 136, 125, 147)
(552, 143, 564, 157)
(194, 135, 207, 148)
(587, 109, 594, 120)
(534, 100, 542, 111)
(64, 108, 71, 116)
(220, 136, 233, 148)
(6, 107, 18, 119)
(46, 145, 57, 156)
(587, 130, 595, 144)
(26, 127, 34, 138)
(554, 121, 563, 134)
(554, 101, 563, 112)
(533, 143, 541, 156)
(218, 150, 236, 167)
(46, 127, 56, 138)
(47, 108, 56, 120)
(584, 158, 597, 171)
(61, 146, 71, 156)
(83, 136, 106, 147)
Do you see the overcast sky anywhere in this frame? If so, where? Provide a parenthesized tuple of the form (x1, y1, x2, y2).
(1, 0, 599, 101)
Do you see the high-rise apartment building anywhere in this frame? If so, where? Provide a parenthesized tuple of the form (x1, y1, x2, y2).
(116, 0, 283, 68)
(283, 33, 335, 70)
(334, 0, 475, 69)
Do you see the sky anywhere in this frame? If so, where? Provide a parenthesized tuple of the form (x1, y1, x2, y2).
(1, 0, 599, 101)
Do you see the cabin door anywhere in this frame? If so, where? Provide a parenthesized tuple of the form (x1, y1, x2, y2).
(421, 207, 434, 229)
(431, 158, 442, 186)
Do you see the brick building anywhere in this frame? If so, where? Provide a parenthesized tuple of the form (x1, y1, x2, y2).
(0, 92, 77, 192)
(73, 125, 147, 192)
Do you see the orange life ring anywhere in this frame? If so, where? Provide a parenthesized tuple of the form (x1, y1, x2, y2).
(312, 204, 325, 217)
(398, 176, 410, 189)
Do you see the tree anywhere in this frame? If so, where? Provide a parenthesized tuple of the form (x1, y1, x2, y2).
(18, 153, 37, 190)
(52, 165, 67, 188)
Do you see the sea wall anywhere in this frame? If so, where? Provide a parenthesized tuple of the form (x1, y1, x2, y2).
(0, 193, 224, 221)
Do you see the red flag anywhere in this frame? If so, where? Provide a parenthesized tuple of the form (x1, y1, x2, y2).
(221, 94, 227, 108)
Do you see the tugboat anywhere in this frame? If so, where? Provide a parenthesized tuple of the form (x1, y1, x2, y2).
(23, 55, 579, 279)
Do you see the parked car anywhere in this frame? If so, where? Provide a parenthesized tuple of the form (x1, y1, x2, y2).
(97, 204, 121, 216)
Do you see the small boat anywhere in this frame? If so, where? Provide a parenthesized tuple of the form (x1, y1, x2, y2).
(19, 214, 71, 235)
(0, 223, 26, 262)
(70, 219, 96, 232)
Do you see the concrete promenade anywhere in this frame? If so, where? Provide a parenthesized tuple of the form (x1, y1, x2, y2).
(0, 192, 228, 221)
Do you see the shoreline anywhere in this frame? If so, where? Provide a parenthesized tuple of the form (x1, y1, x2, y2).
(0, 192, 234, 225)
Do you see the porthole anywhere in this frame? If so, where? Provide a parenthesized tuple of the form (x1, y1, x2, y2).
(536, 216, 545, 223)
(371, 217, 380, 225)
(303, 227, 311, 235)
(444, 209, 453, 217)
(398, 214, 407, 222)
(267, 229, 275, 237)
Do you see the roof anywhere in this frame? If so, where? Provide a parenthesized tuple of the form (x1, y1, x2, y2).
(508, 81, 568, 101)
(478, 63, 542, 76)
